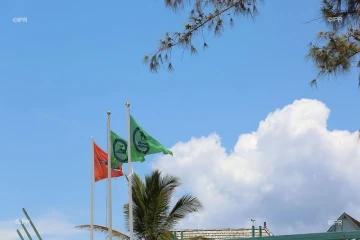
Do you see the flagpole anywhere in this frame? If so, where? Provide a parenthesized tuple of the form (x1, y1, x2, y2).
(22, 208, 42, 240)
(90, 136, 94, 240)
(107, 111, 113, 240)
(126, 102, 133, 240)
(20, 221, 32, 240)
(16, 229, 25, 240)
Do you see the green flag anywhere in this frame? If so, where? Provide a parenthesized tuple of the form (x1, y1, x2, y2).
(110, 131, 145, 167)
(130, 115, 173, 159)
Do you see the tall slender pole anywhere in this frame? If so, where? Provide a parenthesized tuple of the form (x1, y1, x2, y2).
(20, 221, 32, 240)
(90, 136, 94, 240)
(22, 208, 42, 240)
(107, 111, 113, 239)
(126, 102, 134, 240)
(17, 229, 25, 240)
(251, 219, 255, 238)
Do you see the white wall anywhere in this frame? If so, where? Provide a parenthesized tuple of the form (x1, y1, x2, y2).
(328, 217, 359, 232)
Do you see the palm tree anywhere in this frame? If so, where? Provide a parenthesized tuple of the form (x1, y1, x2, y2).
(76, 170, 203, 240)
(75, 224, 130, 240)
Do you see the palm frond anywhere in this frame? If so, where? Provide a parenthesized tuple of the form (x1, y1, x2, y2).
(124, 172, 148, 239)
(162, 195, 203, 231)
(123, 170, 203, 240)
(75, 224, 130, 240)
(143, 170, 174, 239)
(158, 230, 174, 240)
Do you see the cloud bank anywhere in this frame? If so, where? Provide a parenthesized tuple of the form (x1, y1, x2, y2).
(152, 99, 360, 235)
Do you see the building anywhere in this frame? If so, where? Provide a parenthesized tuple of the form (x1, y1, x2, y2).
(173, 222, 273, 239)
(327, 212, 360, 232)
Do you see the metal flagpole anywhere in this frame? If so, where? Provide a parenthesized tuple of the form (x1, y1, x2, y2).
(16, 229, 25, 240)
(107, 111, 113, 239)
(90, 136, 94, 240)
(20, 221, 32, 240)
(22, 208, 42, 240)
(126, 102, 133, 240)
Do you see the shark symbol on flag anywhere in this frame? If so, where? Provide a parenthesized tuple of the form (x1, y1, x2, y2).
(98, 158, 122, 171)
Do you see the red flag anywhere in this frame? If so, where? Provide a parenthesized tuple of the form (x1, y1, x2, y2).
(94, 142, 123, 182)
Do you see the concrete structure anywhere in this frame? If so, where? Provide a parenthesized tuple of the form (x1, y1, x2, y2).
(173, 222, 273, 239)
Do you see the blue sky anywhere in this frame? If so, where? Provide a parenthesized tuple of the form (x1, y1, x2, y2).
(1, 0, 360, 239)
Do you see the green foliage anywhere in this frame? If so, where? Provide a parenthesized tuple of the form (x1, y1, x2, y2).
(75, 170, 203, 240)
(75, 224, 130, 240)
(307, 0, 360, 87)
(145, 0, 262, 72)
(124, 170, 203, 240)
(306, 0, 360, 139)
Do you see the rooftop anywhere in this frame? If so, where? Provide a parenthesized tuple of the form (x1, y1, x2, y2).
(172, 227, 273, 239)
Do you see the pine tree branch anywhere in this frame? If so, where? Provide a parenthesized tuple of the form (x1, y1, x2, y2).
(144, 0, 261, 72)
(152, 1, 243, 56)
(308, 1, 360, 88)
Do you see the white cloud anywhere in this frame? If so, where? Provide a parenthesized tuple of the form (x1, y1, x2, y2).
(152, 99, 360, 235)
(0, 210, 88, 240)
